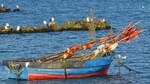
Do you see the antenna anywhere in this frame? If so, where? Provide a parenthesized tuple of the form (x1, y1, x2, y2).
(110, 22, 113, 39)
(88, 8, 96, 42)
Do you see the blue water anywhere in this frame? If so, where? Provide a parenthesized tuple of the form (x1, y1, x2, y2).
(0, 0, 149, 84)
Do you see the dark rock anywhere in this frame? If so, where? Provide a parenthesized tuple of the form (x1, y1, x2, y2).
(0, 8, 11, 12)
(13, 9, 20, 12)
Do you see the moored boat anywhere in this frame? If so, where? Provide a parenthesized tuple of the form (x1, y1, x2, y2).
(2, 51, 114, 81)
(2, 21, 144, 81)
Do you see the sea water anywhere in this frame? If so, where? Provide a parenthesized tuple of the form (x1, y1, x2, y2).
(0, 0, 149, 84)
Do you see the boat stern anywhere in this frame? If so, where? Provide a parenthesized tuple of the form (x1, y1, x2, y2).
(3, 64, 28, 80)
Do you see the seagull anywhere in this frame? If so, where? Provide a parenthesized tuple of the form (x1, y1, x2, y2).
(6, 23, 9, 27)
(1, 4, 4, 8)
(102, 18, 106, 22)
(48, 17, 55, 26)
(4, 25, 8, 30)
(43, 20, 47, 25)
(13, 5, 20, 12)
(86, 17, 90, 22)
(17, 26, 20, 31)
(5, 23, 10, 29)
(16, 5, 19, 9)
(141, 6, 144, 8)
(50, 17, 55, 22)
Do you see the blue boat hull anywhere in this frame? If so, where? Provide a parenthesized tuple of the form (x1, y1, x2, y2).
(3, 56, 113, 80)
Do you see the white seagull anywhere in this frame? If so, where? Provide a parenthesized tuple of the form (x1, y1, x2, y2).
(5, 23, 10, 29)
(4, 25, 8, 30)
(48, 17, 55, 26)
(102, 18, 106, 22)
(1, 4, 4, 8)
(16, 5, 19, 9)
(6, 23, 9, 27)
(86, 17, 90, 22)
(50, 17, 55, 22)
(43, 20, 47, 25)
(17, 26, 21, 31)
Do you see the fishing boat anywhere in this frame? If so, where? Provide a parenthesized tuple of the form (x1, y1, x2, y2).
(2, 51, 114, 81)
(2, 21, 144, 81)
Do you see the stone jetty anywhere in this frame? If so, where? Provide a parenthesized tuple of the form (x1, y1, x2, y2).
(0, 8, 110, 34)
(0, 18, 110, 34)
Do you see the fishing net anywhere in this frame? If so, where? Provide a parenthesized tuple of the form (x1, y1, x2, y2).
(2, 50, 114, 69)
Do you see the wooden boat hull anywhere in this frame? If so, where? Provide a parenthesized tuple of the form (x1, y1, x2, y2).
(28, 67, 109, 80)
(3, 56, 113, 81)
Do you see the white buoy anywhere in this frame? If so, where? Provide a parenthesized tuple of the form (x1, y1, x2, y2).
(43, 20, 47, 25)
(16, 5, 19, 9)
(1, 4, 4, 8)
(86, 17, 90, 22)
(142, 6, 144, 8)
(17, 26, 20, 31)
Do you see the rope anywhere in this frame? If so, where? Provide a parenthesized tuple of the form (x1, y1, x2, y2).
(113, 57, 142, 73)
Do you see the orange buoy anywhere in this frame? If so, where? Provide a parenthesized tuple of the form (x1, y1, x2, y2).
(76, 44, 82, 51)
(83, 43, 93, 50)
(67, 47, 72, 53)
(67, 44, 83, 53)
(64, 52, 73, 58)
